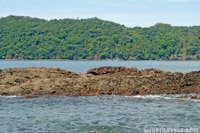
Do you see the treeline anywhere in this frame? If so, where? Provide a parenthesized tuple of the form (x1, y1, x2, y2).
(0, 15, 200, 60)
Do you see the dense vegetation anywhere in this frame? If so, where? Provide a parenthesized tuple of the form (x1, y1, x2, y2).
(0, 15, 200, 60)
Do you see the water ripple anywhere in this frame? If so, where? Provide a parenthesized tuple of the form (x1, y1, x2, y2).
(0, 95, 200, 132)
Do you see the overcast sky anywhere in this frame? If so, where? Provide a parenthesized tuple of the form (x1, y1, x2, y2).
(0, 0, 199, 27)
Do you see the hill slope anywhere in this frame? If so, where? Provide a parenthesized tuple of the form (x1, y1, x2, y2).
(0, 15, 200, 60)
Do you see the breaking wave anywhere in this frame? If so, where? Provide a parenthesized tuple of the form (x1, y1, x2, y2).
(129, 94, 200, 102)
(0, 95, 20, 98)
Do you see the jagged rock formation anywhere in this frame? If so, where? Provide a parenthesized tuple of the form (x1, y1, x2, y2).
(0, 67, 200, 97)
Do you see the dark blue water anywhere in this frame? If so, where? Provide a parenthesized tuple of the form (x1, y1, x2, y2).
(0, 61, 200, 132)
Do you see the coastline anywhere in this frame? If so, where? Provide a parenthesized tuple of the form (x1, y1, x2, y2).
(1, 58, 200, 61)
(0, 66, 200, 98)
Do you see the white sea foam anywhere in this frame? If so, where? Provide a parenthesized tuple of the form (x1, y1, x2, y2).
(131, 95, 167, 99)
(129, 94, 200, 101)
(0, 95, 20, 98)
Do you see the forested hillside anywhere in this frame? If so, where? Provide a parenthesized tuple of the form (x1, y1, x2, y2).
(0, 15, 200, 60)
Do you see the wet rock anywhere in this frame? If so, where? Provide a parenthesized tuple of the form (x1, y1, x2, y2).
(177, 96, 189, 99)
(191, 96, 199, 99)
(177, 95, 200, 99)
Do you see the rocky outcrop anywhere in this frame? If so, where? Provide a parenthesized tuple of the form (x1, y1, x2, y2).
(87, 66, 128, 75)
(0, 67, 200, 97)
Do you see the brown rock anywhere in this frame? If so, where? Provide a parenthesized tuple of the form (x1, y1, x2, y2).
(190, 96, 199, 99)
(87, 66, 128, 75)
(0, 66, 200, 97)
(177, 96, 189, 99)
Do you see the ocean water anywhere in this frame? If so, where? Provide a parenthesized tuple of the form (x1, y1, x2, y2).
(0, 95, 200, 132)
(0, 60, 200, 73)
(0, 61, 200, 132)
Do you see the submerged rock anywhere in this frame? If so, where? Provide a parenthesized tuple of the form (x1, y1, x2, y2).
(0, 67, 200, 97)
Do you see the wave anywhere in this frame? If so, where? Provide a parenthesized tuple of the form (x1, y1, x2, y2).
(0, 95, 20, 98)
(131, 95, 164, 99)
(128, 94, 200, 102)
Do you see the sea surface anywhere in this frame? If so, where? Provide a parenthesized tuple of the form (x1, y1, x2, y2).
(0, 60, 200, 73)
(0, 61, 200, 132)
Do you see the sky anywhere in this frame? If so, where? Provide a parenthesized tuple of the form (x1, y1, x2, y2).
(0, 0, 199, 27)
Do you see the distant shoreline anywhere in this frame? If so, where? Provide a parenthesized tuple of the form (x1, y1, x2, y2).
(0, 58, 200, 61)
(1, 16, 200, 62)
